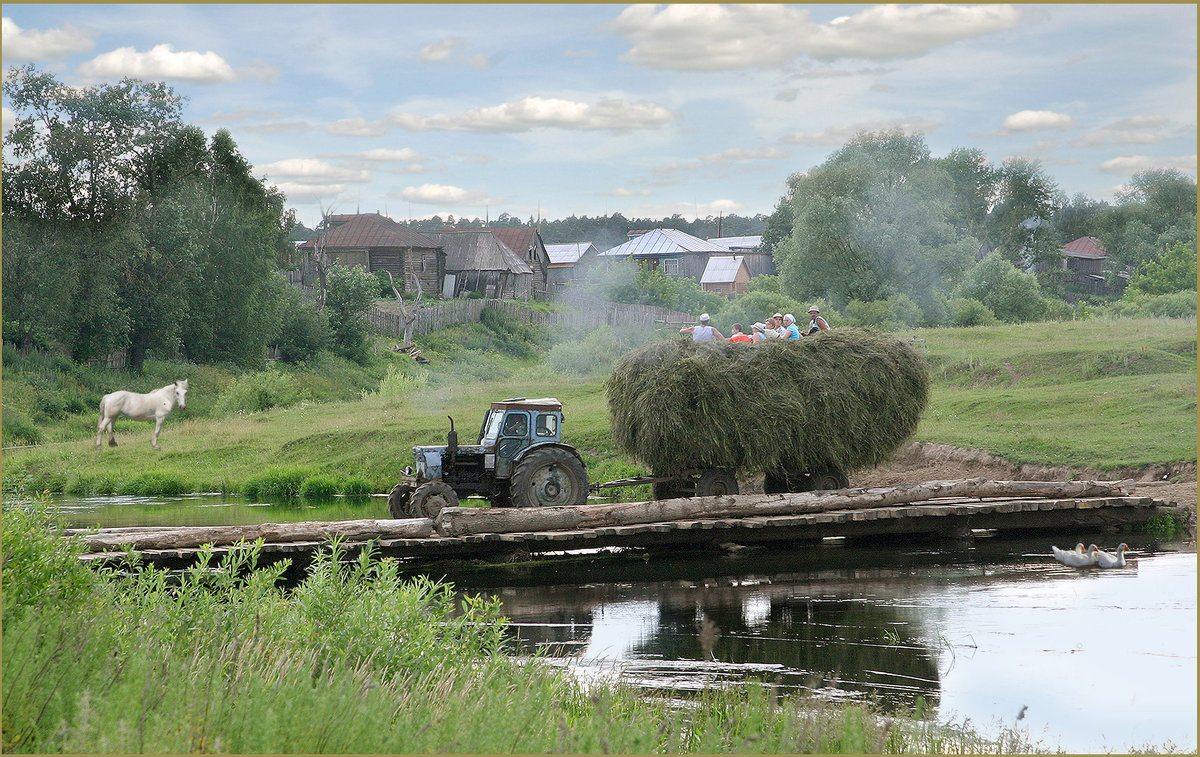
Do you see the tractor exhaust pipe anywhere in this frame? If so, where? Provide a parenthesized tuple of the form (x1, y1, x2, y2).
(446, 416, 458, 465)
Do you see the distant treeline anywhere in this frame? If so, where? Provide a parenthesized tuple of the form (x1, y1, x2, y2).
(292, 213, 768, 252)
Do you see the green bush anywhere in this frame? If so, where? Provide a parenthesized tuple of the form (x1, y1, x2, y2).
(955, 252, 1048, 323)
(547, 327, 624, 375)
(325, 265, 379, 364)
(948, 297, 998, 327)
(214, 367, 310, 414)
(274, 290, 331, 364)
(243, 465, 319, 500)
(1108, 290, 1197, 319)
(64, 472, 117, 496)
(368, 363, 429, 401)
(842, 295, 920, 330)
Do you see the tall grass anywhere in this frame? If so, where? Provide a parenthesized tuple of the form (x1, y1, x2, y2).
(1, 502, 1042, 754)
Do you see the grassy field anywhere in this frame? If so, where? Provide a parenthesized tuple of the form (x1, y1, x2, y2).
(2, 316, 1194, 497)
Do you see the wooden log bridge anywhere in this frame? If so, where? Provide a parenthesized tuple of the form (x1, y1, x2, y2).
(73, 479, 1180, 571)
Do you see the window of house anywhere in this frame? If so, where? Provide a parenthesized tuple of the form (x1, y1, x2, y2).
(662, 258, 680, 276)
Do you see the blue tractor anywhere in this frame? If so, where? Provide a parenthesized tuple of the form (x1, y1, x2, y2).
(387, 397, 589, 518)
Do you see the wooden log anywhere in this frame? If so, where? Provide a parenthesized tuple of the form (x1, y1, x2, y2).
(77, 518, 434, 552)
(434, 479, 1136, 537)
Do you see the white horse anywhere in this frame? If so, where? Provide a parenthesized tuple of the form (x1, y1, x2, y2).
(96, 380, 188, 450)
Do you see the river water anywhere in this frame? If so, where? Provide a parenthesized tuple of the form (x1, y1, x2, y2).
(42, 493, 1200, 753)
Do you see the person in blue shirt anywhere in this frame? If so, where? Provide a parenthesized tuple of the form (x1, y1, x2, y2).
(781, 313, 802, 340)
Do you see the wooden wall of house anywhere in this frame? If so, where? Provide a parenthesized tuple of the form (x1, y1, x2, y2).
(370, 246, 443, 294)
(1066, 257, 1104, 276)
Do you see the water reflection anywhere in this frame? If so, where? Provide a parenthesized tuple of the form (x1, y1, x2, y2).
(440, 538, 1196, 752)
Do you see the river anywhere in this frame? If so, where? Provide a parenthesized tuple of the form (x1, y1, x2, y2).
(42, 493, 1200, 753)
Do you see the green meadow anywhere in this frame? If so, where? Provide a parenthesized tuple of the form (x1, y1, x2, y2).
(3, 316, 1195, 498)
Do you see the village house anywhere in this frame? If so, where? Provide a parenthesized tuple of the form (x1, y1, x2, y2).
(298, 213, 444, 295)
(700, 255, 751, 297)
(425, 230, 536, 299)
(598, 228, 732, 282)
(709, 234, 776, 277)
(491, 227, 551, 295)
(1059, 236, 1127, 296)
(544, 242, 599, 289)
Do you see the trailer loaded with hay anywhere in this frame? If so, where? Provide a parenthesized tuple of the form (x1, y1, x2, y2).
(602, 329, 929, 498)
(384, 329, 929, 517)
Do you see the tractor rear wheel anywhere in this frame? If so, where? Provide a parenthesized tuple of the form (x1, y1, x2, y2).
(695, 469, 739, 497)
(387, 482, 415, 518)
(510, 448, 588, 507)
(410, 482, 459, 519)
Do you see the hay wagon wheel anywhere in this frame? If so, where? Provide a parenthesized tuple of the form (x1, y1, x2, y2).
(510, 448, 588, 507)
(652, 480, 688, 500)
(810, 467, 849, 491)
(695, 469, 739, 496)
(410, 482, 459, 519)
(387, 482, 416, 518)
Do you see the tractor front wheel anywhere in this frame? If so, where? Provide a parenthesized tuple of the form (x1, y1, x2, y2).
(411, 482, 459, 519)
(387, 482, 415, 519)
(510, 448, 588, 507)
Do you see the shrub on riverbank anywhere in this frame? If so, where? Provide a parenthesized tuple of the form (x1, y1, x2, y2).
(1, 503, 1041, 754)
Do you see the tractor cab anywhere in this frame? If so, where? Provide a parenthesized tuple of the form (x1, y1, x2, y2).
(478, 397, 564, 478)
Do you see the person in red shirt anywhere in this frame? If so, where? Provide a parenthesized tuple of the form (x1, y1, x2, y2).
(728, 323, 753, 343)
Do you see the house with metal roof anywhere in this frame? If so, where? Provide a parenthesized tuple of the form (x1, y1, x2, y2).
(298, 213, 444, 295)
(425, 230, 535, 299)
(544, 242, 599, 289)
(700, 255, 750, 297)
(599, 228, 731, 282)
(709, 234, 776, 277)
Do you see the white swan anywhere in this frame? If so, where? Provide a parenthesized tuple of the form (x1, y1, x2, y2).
(1052, 543, 1098, 567)
(1095, 543, 1130, 568)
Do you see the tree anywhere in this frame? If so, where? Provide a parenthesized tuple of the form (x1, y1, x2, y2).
(324, 265, 378, 363)
(982, 158, 1063, 271)
(1124, 241, 1197, 297)
(954, 252, 1047, 323)
(773, 131, 977, 310)
(935, 147, 997, 240)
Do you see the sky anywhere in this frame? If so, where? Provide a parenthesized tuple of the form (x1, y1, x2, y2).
(2, 3, 1196, 230)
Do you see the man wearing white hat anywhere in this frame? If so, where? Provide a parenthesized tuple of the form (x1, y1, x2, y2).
(679, 312, 725, 342)
(806, 306, 830, 335)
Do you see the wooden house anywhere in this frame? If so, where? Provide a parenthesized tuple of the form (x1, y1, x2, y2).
(298, 213, 444, 294)
(700, 255, 751, 297)
(426, 230, 535, 299)
(1059, 236, 1126, 295)
(544, 242, 599, 289)
(491, 227, 551, 296)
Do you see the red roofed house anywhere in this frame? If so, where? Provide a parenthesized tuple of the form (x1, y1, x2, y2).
(1059, 236, 1126, 295)
(299, 213, 444, 295)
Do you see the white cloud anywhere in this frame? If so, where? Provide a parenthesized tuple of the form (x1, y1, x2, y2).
(1097, 154, 1197, 176)
(997, 110, 1076, 134)
(418, 37, 494, 69)
(702, 147, 787, 163)
(78, 44, 236, 84)
(241, 121, 313, 134)
(419, 37, 465, 62)
(260, 158, 370, 184)
(325, 118, 388, 137)
(2, 17, 93, 62)
(398, 183, 498, 206)
(626, 198, 751, 218)
(238, 60, 281, 82)
(607, 187, 652, 197)
(2, 105, 15, 134)
(274, 181, 347, 203)
(390, 96, 674, 133)
(609, 4, 1022, 71)
(351, 148, 424, 162)
(1070, 115, 1186, 148)
(781, 116, 943, 146)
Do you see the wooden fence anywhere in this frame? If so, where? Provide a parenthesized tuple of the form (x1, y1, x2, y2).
(365, 297, 695, 340)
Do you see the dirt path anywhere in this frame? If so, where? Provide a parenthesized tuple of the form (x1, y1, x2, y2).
(851, 442, 1197, 533)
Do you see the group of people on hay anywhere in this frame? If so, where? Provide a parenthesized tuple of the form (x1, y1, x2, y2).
(680, 307, 830, 343)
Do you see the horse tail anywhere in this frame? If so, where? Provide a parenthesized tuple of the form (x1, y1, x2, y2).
(97, 395, 107, 426)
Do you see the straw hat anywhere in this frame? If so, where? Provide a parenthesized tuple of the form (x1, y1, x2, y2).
(808, 306, 820, 314)
(699, 313, 710, 322)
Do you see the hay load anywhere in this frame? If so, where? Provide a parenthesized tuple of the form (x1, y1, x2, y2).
(605, 329, 929, 478)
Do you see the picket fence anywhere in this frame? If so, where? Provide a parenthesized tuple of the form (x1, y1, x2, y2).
(365, 297, 696, 340)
